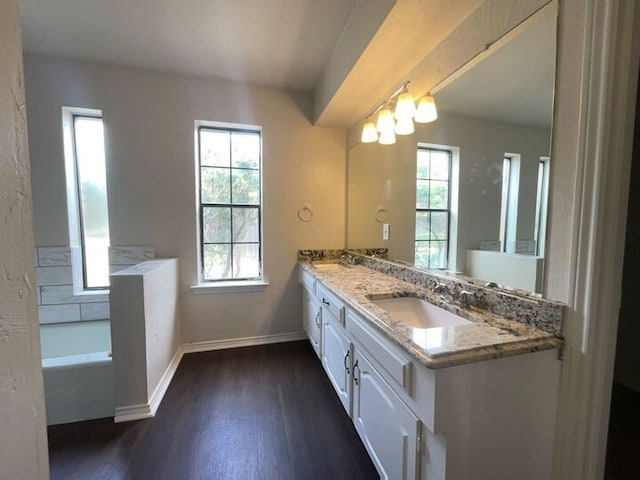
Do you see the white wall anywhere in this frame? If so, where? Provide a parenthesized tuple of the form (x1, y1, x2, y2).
(0, 1, 49, 477)
(24, 54, 347, 343)
(347, 112, 550, 273)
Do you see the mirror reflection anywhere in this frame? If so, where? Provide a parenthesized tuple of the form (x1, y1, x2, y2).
(347, 5, 556, 295)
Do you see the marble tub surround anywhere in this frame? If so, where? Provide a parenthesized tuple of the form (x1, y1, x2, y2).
(300, 262, 563, 369)
(35, 245, 155, 324)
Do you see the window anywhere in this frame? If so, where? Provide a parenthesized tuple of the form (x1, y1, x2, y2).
(499, 156, 512, 252)
(499, 154, 520, 253)
(415, 147, 451, 269)
(534, 157, 550, 256)
(63, 109, 110, 290)
(197, 124, 262, 282)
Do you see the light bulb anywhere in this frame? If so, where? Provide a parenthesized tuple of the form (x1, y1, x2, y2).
(361, 121, 378, 143)
(395, 116, 414, 135)
(376, 107, 395, 133)
(394, 91, 416, 120)
(378, 129, 396, 145)
(415, 95, 438, 123)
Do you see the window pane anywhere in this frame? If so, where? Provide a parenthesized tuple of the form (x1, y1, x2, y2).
(233, 243, 260, 278)
(430, 151, 450, 180)
(429, 181, 448, 209)
(430, 212, 448, 241)
(416, 180, 430, 208)
(231, 132, 260, 169)
(415, 241, 430, 268)
(203, 244, 232, 280)
(203, 207, 231, 243)
(201, 167, 230, 204)
(429, 241, 448, 269)
(231, 169, 260, 204)
(232, 207, 259, 242)
(74, 116, 109, 288)
(200, 130, 230, 167)
(417, 151, 430, 179)
(416, 212, 430, 240)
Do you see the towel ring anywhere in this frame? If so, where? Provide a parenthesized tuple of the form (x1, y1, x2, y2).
(375, 207, 389, 223)
(297, 204, 314, 222)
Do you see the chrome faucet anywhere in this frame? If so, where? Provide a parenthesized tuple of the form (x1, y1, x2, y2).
(339, 252, 358, 266)
(456, 290, 474, 308)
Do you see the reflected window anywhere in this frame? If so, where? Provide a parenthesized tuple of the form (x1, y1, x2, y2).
(534, 157, 550, 256)
(197, 124, 262, 281)
(415, 147, 451, 269)
(499, 154, 522, 253)
(499, 156, 512, 252)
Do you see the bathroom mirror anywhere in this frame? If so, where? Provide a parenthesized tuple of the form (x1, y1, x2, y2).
(347, 4, 556, 295)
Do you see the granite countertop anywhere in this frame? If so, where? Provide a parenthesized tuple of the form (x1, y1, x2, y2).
(300, 262, 563, 369)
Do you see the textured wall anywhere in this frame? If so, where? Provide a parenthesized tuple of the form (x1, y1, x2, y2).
(0, 0, 49, 478)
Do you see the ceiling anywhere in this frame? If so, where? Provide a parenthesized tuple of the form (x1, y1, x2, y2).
(433, 6, 556, 128)
(19, 0, 557, 129)
(19, 0, 357, 92)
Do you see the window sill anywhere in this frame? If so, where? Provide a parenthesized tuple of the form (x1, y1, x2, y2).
(190, 280, 269, 294)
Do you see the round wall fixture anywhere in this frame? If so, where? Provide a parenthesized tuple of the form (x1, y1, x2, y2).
(297, 204, 314, 222)
(375, 207, 389, 222)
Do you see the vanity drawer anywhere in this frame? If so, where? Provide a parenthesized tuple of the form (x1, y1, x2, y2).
(346, 308, 413, 394)
(317, 283, 345, 325)
(299, 267, 316, 294)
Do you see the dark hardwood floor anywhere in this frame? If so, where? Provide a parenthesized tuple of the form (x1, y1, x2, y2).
(47, 341, 378, 480)
(605, 382, 640, 479)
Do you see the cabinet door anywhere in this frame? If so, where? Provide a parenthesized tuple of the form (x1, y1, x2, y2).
(352, 349, 420, 480)
(303, 288, 322, 358)
(321, 308, 352, 415)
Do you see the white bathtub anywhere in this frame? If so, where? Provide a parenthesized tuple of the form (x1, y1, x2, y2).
(41, 320, 115, 425)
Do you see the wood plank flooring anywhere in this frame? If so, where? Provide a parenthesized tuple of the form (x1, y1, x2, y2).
(47, 341, 378, 480)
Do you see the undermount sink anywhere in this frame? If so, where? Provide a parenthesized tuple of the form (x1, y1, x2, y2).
(370, 296, 471, 329)
(312, 263, 345, 271)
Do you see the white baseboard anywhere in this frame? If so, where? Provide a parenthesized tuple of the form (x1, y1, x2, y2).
(114, 346, 184, 423)
(182, 331, 307, 353)
(148, 346, 184, 417)
(114, 403, 153, 423)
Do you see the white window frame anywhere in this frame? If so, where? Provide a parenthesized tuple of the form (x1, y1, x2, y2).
(414, 143, 460, 272)
(191, 120, 268, 294)
(61, 106, 110, 295)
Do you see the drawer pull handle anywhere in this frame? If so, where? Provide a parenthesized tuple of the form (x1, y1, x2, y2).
(322, 298, 330, 306)
(315, 311, 321, 328)
(353, 360, 360, 386)
(344, 350, 351, 375)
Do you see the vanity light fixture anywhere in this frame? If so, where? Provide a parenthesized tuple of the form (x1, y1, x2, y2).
(360, 80, 435, 145)
(361, 118, 379, 143)
(395, 116, 415, 135)
(394, 86, 416, 120)
(376, 105, 395, 133)
(378, 128, 397, 145)
(415, 94, 438, 123)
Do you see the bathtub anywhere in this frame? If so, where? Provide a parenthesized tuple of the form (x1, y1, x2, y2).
(40, 320, 115, 425)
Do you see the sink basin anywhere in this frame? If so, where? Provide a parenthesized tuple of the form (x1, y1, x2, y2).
(371, 297, 470, 329)
(312, 263, 344, 271)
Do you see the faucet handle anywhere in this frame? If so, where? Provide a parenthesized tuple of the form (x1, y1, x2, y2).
(457, 290, 474, 308)
(434, 283, 449, 295)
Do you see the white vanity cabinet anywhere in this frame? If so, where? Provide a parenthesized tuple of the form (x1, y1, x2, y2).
(320, 295, 352, 415)
(352, 348, 420, 480)
(298, 266, 559, 480)
(302, 288, 322, 358)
